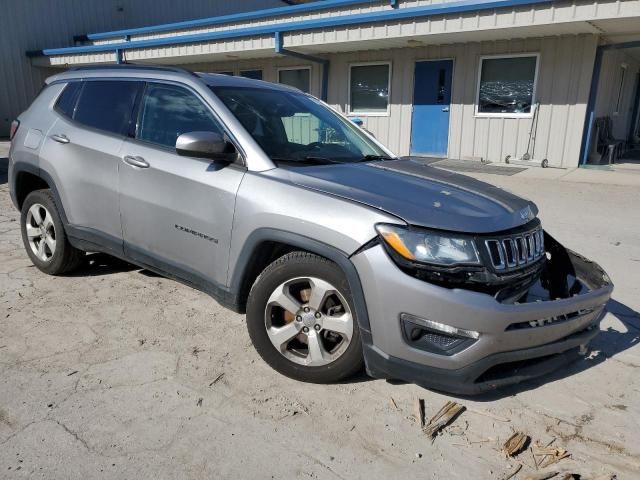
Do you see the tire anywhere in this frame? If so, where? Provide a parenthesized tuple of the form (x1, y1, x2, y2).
(20, 189, 84, 275)
(246, 251, 364, 383)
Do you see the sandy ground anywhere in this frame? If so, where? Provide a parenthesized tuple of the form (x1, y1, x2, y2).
(1, 147, 639, 479)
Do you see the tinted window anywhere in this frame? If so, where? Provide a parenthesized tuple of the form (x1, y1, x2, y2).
(278, 69, 310, 93)
(55, 82, 82, 119)
(240, 70, 263, 80)
(478, 56, 538, 114)
(137, 83, 224, 148)
(74, 80, 140, 135)
(350, 64, 390, 113)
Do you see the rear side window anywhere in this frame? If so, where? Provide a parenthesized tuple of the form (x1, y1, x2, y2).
(73, 80, 140, 135)
(137, 83, 224, 148)
(55, 82, 82, 119)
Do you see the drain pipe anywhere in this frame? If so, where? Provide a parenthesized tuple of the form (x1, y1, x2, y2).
(274, 31, 329, 101)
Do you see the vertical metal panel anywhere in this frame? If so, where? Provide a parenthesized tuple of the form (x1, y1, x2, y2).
(594, 48, 640, 139)
(0, 0, 281, 136)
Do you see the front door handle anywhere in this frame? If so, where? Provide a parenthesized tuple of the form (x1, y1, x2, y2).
(441, 107, 450, 112)
(123, 155, 150, 169)
(50, 134, 70, 144)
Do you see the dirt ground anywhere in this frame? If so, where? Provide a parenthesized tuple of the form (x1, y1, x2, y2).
(1, 149, 639, 479)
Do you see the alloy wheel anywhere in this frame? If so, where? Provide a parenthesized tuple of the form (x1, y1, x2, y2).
(25, 203, 56, 262)
(264, 276, 354, 366)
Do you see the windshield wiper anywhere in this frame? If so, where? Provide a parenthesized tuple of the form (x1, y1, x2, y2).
(358, 154, 393, 162)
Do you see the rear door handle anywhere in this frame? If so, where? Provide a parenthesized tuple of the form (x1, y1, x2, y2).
(50, 134, 70, 144)
(123, 155, 150, 169)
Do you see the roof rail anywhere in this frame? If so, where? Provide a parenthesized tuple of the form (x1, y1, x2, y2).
(67, 64, 198, 76)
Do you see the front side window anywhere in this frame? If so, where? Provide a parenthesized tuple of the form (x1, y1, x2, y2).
(278, 68, 310, 93)
(137, 83, 224, 148)
(213, 86, 388, 164)
(349, 63, 390, 114)
(73, 80, 141, 135)
(477, 55, 538, 115)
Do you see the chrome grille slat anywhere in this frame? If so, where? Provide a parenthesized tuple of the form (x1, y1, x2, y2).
(484, 226, 544, 272)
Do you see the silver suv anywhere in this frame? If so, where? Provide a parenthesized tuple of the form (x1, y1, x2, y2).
(8, 65, 613, 394)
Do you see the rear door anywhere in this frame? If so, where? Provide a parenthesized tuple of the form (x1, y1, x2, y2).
(118, 81, 245, 288)
(40, 79, 142, 253)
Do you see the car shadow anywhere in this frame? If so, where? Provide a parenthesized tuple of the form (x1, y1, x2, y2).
(67, 252, 138, 277)
(0, 157, 8, 185)
(454, 298, 640, 402)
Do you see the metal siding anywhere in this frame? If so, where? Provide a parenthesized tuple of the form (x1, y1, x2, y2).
(0, 0, 280, 135)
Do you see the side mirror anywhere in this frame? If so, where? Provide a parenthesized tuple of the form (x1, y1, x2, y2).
(175, 131, 237, 162)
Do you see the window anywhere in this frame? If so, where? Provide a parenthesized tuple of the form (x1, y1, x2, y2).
(213, 86, 387, 164)
(55, 82, 82, 119)
(137, 83, 224, 148)
(73, 80, 140, 135)
(476, 55, 539, 116)
(217, 71, 234, 76)
(615, 64, 627, 115)
(240, 70, 263, 80)
(278, 68, 310, 93)
(349, 63, 391, 114)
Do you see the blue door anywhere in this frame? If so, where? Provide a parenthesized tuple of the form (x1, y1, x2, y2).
(410, 60, 453, 157)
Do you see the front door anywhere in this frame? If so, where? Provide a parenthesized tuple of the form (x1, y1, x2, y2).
(410, 60, 453, 157)
(119, 82, 245, 289)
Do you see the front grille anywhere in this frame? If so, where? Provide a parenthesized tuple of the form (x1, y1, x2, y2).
(485, 226, 545, 272)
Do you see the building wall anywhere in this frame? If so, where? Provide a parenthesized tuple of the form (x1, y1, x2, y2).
(0, 0, 281, 136)
(194, 34, 598, 168)
(595, 49, 640, 140)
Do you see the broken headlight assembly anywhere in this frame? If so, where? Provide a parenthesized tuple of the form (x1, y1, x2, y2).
(375, 223, 546, 296)
(375, 224, 480, 267)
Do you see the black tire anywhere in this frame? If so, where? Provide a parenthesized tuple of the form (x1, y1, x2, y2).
(20, 189, 84, 275)
(246, 251, 364, 383)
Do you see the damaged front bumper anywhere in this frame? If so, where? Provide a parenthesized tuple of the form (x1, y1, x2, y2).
(351, 239, 613, 395)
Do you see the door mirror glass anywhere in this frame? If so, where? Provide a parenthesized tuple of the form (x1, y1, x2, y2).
(175, 131, 236, 161)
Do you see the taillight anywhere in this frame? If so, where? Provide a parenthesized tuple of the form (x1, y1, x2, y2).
(9, 120, 20, 141)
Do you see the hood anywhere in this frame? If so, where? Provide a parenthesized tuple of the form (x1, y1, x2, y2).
(269, 159, 538, 234)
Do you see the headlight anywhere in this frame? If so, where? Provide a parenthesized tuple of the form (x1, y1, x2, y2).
(376, 224, 480, 266)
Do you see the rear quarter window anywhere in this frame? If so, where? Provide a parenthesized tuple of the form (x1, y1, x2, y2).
(54, 82, 82, 119)
(73, 80, 141, 135)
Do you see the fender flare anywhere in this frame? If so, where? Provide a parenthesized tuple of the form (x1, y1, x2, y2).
(229, 228, 372, 334)
(11, 161, 69, 225)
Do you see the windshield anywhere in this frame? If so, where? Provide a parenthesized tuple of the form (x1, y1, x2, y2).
(211, 86, 390, 165)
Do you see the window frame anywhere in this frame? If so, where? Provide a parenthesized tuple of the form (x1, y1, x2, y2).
(52, 78, 143, 139)
(277, 66, 312, 94)
(347, 61, 392, 117)
(474, 53, 540, 119)
(131, 80, 246, 165)
(614, 63, 627, 116)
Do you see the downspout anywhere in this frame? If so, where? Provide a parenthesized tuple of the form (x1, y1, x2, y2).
(274, 31, 329, 101)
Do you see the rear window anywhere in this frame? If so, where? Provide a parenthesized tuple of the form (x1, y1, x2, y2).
(55, 82, 82, 119)
(73, 80, 141, 135)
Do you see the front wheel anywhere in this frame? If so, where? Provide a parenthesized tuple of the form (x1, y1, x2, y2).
(246, 252, 363, 383)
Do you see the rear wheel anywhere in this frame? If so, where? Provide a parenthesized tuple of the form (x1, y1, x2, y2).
(246, 252, 363, 383)
(20, 189, 84, 275)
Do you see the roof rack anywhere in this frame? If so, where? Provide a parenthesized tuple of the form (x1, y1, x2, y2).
(67, 64, 198, 76)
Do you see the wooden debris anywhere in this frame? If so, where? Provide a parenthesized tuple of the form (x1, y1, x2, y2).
(416, 398, 426, 428)
(196, 397, 203, 407)
(66, 370, 79, 376)
(423, 401, 465, 438)
(209, 372, 225, 386)
(524, 472, 559, 480)
(531, 442, 571, 468)
(390, 397, 399, 410)
(499, 464, 522, 480)
(466, 407, 510, 423)
(503, 432, 530, 457)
